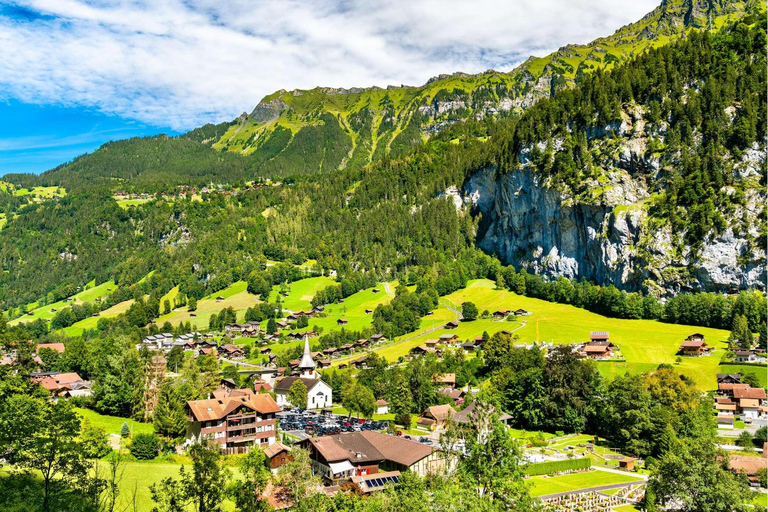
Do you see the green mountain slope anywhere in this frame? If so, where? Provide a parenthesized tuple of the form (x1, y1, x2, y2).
(210, 0, 760, 175)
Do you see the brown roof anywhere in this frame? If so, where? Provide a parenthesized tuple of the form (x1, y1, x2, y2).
(719, 383, 749, 392)
(187, 393, 280, 422)
(715, 404, 737, 411)
(739, 399, 761, 408)
(421, 404, 455, 422)
(680, 340, 705, 348)
(733, 387, 767, 400)
(36, 343, 65, 354)
(584, 344, 611, 353)
(305, 431, 434, 467)
(432, 373, 456, 384)
(729, 455, 767, 476)
(376, 399, 388, 406)
(264, 441, 291, 459)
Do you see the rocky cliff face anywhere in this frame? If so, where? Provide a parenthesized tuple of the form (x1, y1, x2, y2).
(463, 164, 766, 295)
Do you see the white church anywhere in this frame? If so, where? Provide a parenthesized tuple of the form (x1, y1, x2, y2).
(274, 337, 333, 409)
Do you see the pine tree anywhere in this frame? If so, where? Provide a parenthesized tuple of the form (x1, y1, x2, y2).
(120, 421, 130, 438)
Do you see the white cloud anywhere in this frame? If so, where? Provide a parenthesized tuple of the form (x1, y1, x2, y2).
(0, 0, 660, 130)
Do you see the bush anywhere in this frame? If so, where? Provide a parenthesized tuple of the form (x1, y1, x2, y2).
(130, 433, 159, 460)
(395, 413, 412, 430)
(525, 457, 591, 476)
(461, 302, 478, 321)
(80, 419, 112, 459)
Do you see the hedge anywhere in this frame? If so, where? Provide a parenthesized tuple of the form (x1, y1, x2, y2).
(524, 457, 591, 476)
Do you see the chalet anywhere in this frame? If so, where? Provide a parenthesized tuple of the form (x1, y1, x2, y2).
(352, 357, 368, 370)
(444, 321, 459, 330)
(589, 331, 610, 343)
(729, 453, 768, 485)
(323, 347, 339, 356)
(219, 344, 245, 360)
(337, 319, 348, 326)
(492, 310, 511, 320)
(301, 431, 442, 484)
(410, 345, 433, 356)
(36, 343, 65, 354)
(198, 347, 218, 358)
(433, 373, 456, 388)
(185, 393, 280, 451)
(338, 363, 348, 369)
(581, 342, 613, 359)
(514, 309, 531, 316)
(311, 352, 324, 361)
(462, 342, 477, 353)
(716, 374, 742, 384)
(717, 415, 735, 429)
(425, 339, 439, 349)
(313, 305, 325, 313)
(276, 321, 289, 330)
(356, 339, 371, 349)
(225, 323, 243, 333)
(679, 339, 712, 356)
(264, 441, 293, 474)
(260, 347, 273, 356)
(220, 378, 238, 391)
(718, 383, 750, 396)
(376, 400, 389, 415)
(439, 333, 459, 344)
(417, 404, 456, 431)
(443, 388, 466, 403)
(370, 334, 385, 344)
(685, 333, 705, 343)
(735, 350, 765, 363)
(340, 343, 355, 352)
(317, 360, 332, 369)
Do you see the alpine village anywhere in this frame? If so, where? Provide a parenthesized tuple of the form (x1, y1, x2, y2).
(0, 1, 767, 511)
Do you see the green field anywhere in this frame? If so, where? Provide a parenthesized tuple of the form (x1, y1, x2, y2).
(9, 280, 117, 326)
(74, 408, 153, 436)
(362, 279, 732, 390)
(156, 281, 259, 329)
(528, 470, 644, 497)
(63, 299, 135, 336)
(268, 276, 337, 311)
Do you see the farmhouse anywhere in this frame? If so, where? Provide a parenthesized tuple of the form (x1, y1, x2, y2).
(300, 431, 443, 484)
(679, 339, 712, 356)
(219, 344, 245, 360)
(716, 373, 742, 384)
(444, 321, 459, 330)
(410, 345, 434, 356)
(417, 404, 456, 431)
(589, 331, 610, 343)
(492, 310, 511, 320)
(370, 334, 385, 344)
(274, 339, 333, 409)
(185, 392, 280, 451)
(439, 333, 459, 344)
(514, 309, 531, 316)
(581, 341, 614, 359)
(32, 371, 91, 397)
(432, 373, 456, 388)
(337, 319, 348, 326)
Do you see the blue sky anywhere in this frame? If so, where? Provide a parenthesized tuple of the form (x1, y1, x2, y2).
(0, 0, 659, 175)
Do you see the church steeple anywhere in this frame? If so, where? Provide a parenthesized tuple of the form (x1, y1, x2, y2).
(298, 336, 316, 377)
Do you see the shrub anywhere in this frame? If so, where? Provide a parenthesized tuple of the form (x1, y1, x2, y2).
(80, 419, 112, 459)
(120, 422, 130, 438)
(525, 457, 591, 476)
(130, 433, 159, 460)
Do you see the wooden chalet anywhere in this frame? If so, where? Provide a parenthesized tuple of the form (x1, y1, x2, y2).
(444, 320, 459, 330)
(679, 339, 712, 356)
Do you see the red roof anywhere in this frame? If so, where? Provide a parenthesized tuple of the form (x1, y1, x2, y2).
(36, 343, 65, 354)
(733, 387, 767, 400)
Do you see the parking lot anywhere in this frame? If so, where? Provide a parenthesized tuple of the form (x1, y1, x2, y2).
(276, 410, 437, 446)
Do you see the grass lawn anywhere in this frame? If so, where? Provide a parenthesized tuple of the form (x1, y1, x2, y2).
(444, 279, 731, 390)
(750, 491, 768, 507)
(527, 470, 644, 497)
(74, 408, 154, 436)
(612, 505, 642, 511)
(156, 281, 259, 330)
(292, 284, 395, 336)
(269, 276, 337, 311)
(63, 299, 135, 336)
(10, 280, 117, 326)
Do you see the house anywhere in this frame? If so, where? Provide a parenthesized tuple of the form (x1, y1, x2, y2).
(33, 371, 91, 397)
(425, 339, 439, 349)
(733, 387, 767, 419)
(225, 323, 243, 333)
(718, 383, 750, 396)
(729, 455, 768, 485)
(410, 345, 433, 356)
(685, 333, 705, 343)
(323, 347, 339, 356)
(276, 321, 289, 330)
(444, 321, 459, 330)
(35, 343, 65, 354)
(370, 334, 385, 344)
(514, 309, 530, 316)
(439, 333, 459, 344)
(260, 347, 273, 356)
(443, 388, 466, 403)
(433, 374, 456, 388)
(185, 393, 281, 451)
(417, 404, 456, 431)
(264, 441, 293, 473)
(589, 331, 610, 343)
(735, 350, 764, 363)
(716, 374, 742, 384)
(253, 380, 273, 393)
(219, 344, 245, 360)
(274, 339, 333, 409)
(300, 431, 444, 484)
(376, 400, 389, 415)
(717, 415, 735, 429)
(462, 342, 476, 353)
(581, 342, 613, 359)
(492, 310, 511, 320)
(337, 319, 348, 326)
(679, 339, 712, 356)
(317, 359, 332, 369)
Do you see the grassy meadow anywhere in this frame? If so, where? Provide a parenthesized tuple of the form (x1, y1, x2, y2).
(74, 408, 154, 436)
(9, 280, 117, 326)
(527, 470, 644, 497)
